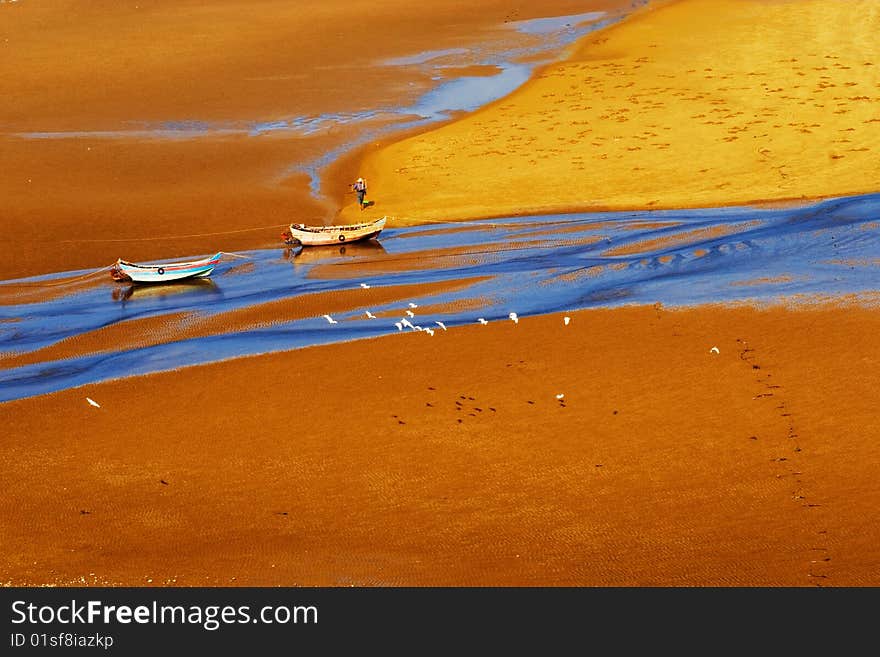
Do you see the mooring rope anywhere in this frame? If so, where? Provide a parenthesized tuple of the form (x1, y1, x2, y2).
(0, 264, 118, 289)
(0, 251, 256, 290)
(1, 213, 603, 290)
(55, 224, 290, 243)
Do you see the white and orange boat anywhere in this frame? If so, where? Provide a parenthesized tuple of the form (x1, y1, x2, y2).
(283, 216, 386, 247)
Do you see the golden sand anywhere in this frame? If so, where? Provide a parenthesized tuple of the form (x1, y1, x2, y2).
(353, 0, 880, 224)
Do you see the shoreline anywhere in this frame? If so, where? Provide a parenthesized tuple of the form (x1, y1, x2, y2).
(352, 0, 880, 226)
(3, 189, 878, 404)
(3, 0, 877, 280)
(0, 0, 639, 282)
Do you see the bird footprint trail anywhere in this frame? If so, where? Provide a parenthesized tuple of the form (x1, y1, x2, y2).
(737, 338, 832, 585)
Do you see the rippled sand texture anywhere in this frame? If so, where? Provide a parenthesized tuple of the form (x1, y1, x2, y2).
(3, 195, 878, 403)
(2, 304, 879, 586)
(357, 0, 880, 224)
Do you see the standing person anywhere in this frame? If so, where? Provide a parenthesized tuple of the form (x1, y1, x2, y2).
(351, 177, 367, 210)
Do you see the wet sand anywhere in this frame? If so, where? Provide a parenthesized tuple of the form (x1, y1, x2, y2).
(2, 303, 879, 586)
(2, 0, 879, 588)
(0, 0, 624, 280)
(355, 0, 880, 225)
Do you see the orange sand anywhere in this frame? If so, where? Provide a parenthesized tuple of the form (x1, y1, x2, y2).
(0, 0, 619, 281)
(354, 0, 880, 224)
(2, 304, 879, 586)
(2, 0, 879, 589)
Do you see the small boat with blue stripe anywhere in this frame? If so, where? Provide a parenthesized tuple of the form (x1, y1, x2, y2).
(110, 252, 223, 284)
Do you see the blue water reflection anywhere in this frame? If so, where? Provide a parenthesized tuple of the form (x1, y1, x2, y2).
(1, 193, 878, 402)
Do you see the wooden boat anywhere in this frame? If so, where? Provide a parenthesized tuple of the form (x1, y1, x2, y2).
(110, 252, 223, 284)
(283, 216, 386, 247)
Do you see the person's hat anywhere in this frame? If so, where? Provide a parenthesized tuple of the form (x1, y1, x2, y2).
(357, 177, 364, 182)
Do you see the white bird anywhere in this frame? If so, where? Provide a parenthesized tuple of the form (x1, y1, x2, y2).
(478, 318, 488, 325)
(408, 302, 418, 308)
(710, 346, 720, 354)
(86, 397, 101, 408)
(395, 322, 403, 331)
(322, 314, 338, 324)
(435, 321, 447, 331)
(405, 310, 415, 318)
(509, 312, 519, 324)
(365, 310, 376, 319)
(563, 316, 571, 326)
(556, 393, 565, 400)
(360, 282, 371, 289)
(401, 318, 414, 329)
(425, 328, 435, 336)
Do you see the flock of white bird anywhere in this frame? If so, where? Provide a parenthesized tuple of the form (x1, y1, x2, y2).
(317, 285, 580, 338)
(79, 294, 723, 410)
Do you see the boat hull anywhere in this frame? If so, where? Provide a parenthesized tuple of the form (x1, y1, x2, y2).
(286, 217, 386, 247)
(113, 253, 223, 284)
